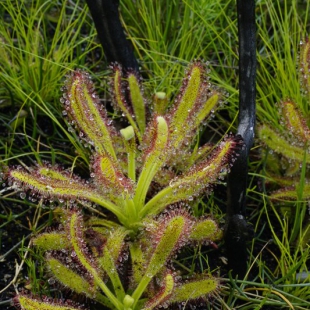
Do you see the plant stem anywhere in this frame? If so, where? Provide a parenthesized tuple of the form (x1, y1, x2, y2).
(85, 0, 139, 72)
(225, 0, 256, 277)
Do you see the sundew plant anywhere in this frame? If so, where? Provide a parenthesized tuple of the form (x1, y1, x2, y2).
(5, 62, 243, 310)
(258, 38, 310, 201)
(257, 38, 310, 251)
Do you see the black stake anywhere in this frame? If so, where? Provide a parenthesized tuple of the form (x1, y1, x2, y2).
(224, 0, 256, 277)
(85, 0, 139, 72)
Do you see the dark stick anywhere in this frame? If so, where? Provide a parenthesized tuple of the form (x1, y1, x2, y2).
(85, 0, 139, 72)
(224, 0, 256, 277)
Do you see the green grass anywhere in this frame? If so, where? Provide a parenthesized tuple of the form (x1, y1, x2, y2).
(0, 0, 310, 309)
(120, 0, 238, 115)
(256, 0, 310, 127)
(0, 1, 99, 304)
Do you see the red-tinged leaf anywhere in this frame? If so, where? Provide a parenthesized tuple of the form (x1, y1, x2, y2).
(299, 37, 310, 95)
(63, 70, 117, 158)
(14, 294, 84, 310)
(143, 272, 174, 310)
(127, 71, 146, 134)
(281, 100, 310, 144)
(167, 276, 219, 304)
(270, 184, 310, 201)
(134, 116, 169, 210)
(91, 153, 135, 198)
(167, 62, 214, 151)
(8, 166, 123, 219)
(110, 64, 142, 141)
(142, 135, 243, 217)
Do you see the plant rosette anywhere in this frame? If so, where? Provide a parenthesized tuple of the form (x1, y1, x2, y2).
(6, 62, 243, 309)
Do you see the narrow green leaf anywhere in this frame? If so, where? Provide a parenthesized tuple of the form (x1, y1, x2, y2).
(258, 124, 310, 163)
(86, 217, 119, 230)
(188, 143, 213, 168)
(111, 65, 141, 142)
(270, 184, 310, 201)
(134, 116, 169, 210)
(97, 227, 127, 300)
(168, 277, 218, 303)
(103, 226, 128, 262)
(169, 63, 203, 150)
(9, 109, 28, 130)
(132, 215, 189, 306)
(64, 70, 117, 158)
(120, 126, 136, 182)
(46, 256, 111, 307)
(92, 153, 134, 197)
(190, 219, 221, 242)
(120, 125, 135, 141)
(153, 92, 168, 115)
(145, 216, 187, 277)
(68, 211, 122, 310)
(281, 100, 310, 143)
(9, 168, 124, 220)
(193, 91, 220, 129)
(129, 242, 146, 286)
(16, 295, 81, 310)
(32, 232, 70, 251)
(127, 72, 146, 133)
(143, 273, 174, 310)
(142, 137, 240, 216)
(168, 62, 217, 152)
(299, 38, 310, 96)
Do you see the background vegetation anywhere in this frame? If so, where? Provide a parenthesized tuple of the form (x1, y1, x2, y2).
(0, 0, 309, 309)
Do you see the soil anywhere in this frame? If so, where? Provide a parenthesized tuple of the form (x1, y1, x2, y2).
(0, 205, 34, 309)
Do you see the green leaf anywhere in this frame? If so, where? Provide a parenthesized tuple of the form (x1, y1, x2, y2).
(153, 92, 168, 115)
(111, 65, 142, 142)
(168, 277, 218, 303)
(134, 116, 169, 211)
(270, 184, 310, 201)
(127, 72, 146, 134)
(120, 125, 135, 141)
(169, 63, 204, 150)
(47, 256, 94, 295)
(131, 215, 190, 306)
(145, 216, 188, 277)
(143, 273, 174, 310)
(67, 210, 122, 310)
(299, 38, 310, 96)
(64, 70, 117, 158)
(46, 256, 111, 307)
(281, 100, 310, 144)
(190, 218, 221, 242)
(258, 124, 310, 163)
(32, 232, 70, 251)
(16, 295, 81, 310)
(129, 242, 146, 286)
(97, 227, 127, 300)
(9, 109, 28, 130)
(92, 153, 134, 198)
(120, 125, 137, 182)
(142, 137, 240, 216)
(193, 91, 220, 129)
(9, 167, 124, 220)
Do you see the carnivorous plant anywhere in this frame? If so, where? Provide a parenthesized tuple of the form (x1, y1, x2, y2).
(6, 62, 242, 309)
